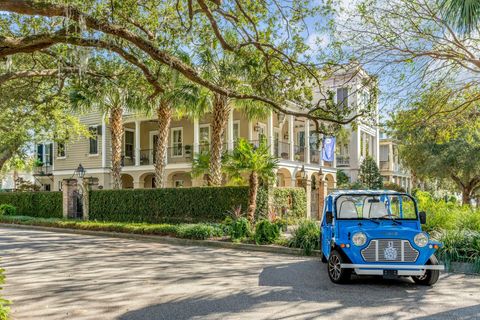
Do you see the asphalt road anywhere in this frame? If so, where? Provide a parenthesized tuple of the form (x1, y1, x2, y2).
(0, 227, 479, 320)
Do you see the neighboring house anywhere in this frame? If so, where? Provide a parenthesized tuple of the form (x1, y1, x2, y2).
(1, 171, 35, 191)
(29, 65, 379, 219)
(379, 130, 412, 192)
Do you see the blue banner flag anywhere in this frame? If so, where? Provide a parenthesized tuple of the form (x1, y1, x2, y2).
(322, 137, 336, 162)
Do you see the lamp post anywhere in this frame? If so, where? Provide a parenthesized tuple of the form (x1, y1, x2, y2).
(74, 163, 89, 220)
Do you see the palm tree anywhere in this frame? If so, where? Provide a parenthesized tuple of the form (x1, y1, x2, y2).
(197, 50, 267, 186)
(439, 0, 480, 34)
(224, 138, 278, 223)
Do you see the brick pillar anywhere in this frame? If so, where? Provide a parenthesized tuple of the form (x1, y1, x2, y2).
(305, 178, 312, 220)
(62, 179, 78, 218)
(318, 179, 328, 221)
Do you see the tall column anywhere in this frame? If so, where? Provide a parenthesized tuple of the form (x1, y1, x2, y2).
(62, 179, 77, 218)
(101, 117, 107, 168)
(193, 117, 199, 154)
(267, 110, 274, 155)
(305, 119, 310, 164)
(389, 143, 393, 171)
(375, 129, 380, 164)
(305, 178, 312, 219)
(319, 134, 324, 167)
(135, 120, 141, 166)
(288, 115, 295, 161)
(248, 120, 253, 141)
(227, 109, 234, 151)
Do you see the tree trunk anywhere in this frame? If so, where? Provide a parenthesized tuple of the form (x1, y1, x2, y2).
(247, 171, 259, 223)
(109, 105, 124, 189)
(0, 149, 13, 173)
(154, 100, 172, 188)
(461, 187, 473, 206)
(209, 93, 229, 186)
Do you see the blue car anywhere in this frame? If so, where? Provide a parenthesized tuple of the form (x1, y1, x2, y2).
(321, 190, 444, 285)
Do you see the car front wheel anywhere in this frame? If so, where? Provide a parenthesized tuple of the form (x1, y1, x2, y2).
(412, 255, 440, 286)
(328, 250, 351, 284)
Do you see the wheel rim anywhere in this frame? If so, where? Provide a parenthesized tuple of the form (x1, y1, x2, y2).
(415, 272, 428, 281)
(328, 255, 341, 280)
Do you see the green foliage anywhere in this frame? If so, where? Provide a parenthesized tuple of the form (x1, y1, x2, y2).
(434, 230, 480, 272)
(228, 217, 252, 240)
(0, 264, 9, 320)
(0, 192, 62, 218)
(358, 156, 383, 189)
(271, 188, 307, 222)
(438, 0, 480, 35)
(177, 224, 220, 240)
(288, 220, 320, 255)
(89, 187, 251, 223)
(336, 170, 350, 187)
(254, 219, 281, 245)
(383, 182, 406, 192)
(416, 191, 480, 232)
(0, 204, 16, 216)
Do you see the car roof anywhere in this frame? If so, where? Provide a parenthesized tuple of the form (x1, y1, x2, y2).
(328, 189, 407, 199)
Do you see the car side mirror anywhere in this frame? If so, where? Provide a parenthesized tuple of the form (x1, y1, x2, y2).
(326, 211, 333, 224)
(419, 211, 426, 224)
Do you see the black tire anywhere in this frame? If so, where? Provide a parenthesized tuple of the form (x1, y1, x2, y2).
(412, 255, 440, 286)
(320, 237, 327, 263)
(328, 250, 352, 284)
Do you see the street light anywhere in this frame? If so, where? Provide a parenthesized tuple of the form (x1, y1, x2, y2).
(75, 164, 85, 178)
(300, 165, 307, 180)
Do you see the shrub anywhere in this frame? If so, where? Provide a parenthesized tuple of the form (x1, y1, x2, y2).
(229, 217, 251, 240)
(0, 264, 10, 320)
(433, 230, 480, 272)
(272, 188, 307, 222)
(89, 187, 251, 223)
(0, 192, 62, 218)
(0, 204, 16, 216)
(289, 220, 320, 255)
(177, 224, 216, 240)
(254, 219, 280, 245)
(383, 182, 406, 192)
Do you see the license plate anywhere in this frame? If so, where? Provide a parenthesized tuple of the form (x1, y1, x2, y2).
(383, 270, 398, 276)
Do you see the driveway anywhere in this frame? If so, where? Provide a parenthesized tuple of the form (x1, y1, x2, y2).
(0, 227, 479, 320)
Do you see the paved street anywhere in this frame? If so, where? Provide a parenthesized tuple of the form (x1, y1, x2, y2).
(0, 227, 479, 320)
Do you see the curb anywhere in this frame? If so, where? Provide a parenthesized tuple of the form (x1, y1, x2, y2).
(0, 223, 322, 257)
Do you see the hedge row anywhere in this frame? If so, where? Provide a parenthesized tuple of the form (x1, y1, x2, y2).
(0, 192, 62, 218)
(272, 188, 307, 221)
(89, 186, 252, 223)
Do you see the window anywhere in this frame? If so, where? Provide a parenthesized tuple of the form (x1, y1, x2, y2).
(89, 126, 98, 155)
(57, 142, 66, 158)
(124, 130, 134, 158)
(36, 144, 44, 163)
(336, 87, 349, 108)
(171, 128, 183, 157)
(199, 125, 210, 153)
(44, 143, 53, 165)
(233, 122, 240, 141)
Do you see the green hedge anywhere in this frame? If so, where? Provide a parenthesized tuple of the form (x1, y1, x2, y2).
(0, 192, 62, 218)
(272, 187, 307, 221)
(89, 186, 252, 223)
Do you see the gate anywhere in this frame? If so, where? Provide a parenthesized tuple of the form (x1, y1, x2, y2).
(75, 190, 83, 219)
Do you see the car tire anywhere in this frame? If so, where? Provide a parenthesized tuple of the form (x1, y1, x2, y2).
(327, 250, 352, 284)
(412, 255, 440, 286)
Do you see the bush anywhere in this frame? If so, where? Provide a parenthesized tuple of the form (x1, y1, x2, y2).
(0, 264, 10, 320)
(272, 188, 307, 222)
(383, 182, 406, 192)
(177, 224, 216, 240)
(289, 220, 320, 255)
(0, 192, 62, 218)
(254, 219, 280, 245)
(0, 204, 16, 216)
(89, 187, 251, 223)
(228, 217, 251, 240)
(433, 230, 480, 272)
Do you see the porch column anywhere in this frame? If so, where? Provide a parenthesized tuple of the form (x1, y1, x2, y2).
(248, 120, 253, 141)
(389, 143, 394, 171)
(135, 120, 141, 166)
(305, 119, 310, 164)
(227, 109, 234, 151)
(193, 117, 199, 154)
(267, 110, 274, 155)
(101, 116, 107, 168)
(305, 177, 312, 219)
(288, 115, 295, 161)
(319, 134, 324, 167)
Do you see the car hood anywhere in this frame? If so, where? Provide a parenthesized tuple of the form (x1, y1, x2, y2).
(340, 222, 423, 241)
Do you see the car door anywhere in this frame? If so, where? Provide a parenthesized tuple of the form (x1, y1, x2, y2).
(321, 196, 334, 258)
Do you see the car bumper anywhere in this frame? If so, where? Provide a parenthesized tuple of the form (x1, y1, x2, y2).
(341, 263, 445, 276)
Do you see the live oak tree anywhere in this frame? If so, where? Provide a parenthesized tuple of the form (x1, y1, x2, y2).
(390, 87, 480, 205)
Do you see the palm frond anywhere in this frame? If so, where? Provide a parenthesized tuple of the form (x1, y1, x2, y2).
(439, 0, 480, 34)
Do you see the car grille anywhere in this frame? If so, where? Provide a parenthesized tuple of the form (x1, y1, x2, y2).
(361, 239, 419, 262)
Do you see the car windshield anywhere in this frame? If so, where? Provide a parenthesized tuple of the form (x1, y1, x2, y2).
(335, 194, 417, 220)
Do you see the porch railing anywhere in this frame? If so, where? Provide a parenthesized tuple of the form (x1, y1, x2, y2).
(33, 165, 53, 175)
(336, 155, 350, 167)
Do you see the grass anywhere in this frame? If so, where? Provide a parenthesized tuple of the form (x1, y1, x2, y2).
(0, 215, 225, 240)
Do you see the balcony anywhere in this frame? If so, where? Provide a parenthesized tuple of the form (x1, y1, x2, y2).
(33, 165, 52, 176)
(274, 141, 291, 160)
(294, 145, 305, 162)
(336, 155, 350, 168)
(122, 146, 194, 167)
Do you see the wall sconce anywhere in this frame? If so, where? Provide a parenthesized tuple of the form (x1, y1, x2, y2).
(300, 165, 307, 180)
(74, 163, 85, 178)
(253, 123, 261, 132)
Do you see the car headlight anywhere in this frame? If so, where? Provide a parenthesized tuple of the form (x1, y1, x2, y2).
(352, 232, 367, 246)
(414, 232, 429, 247)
